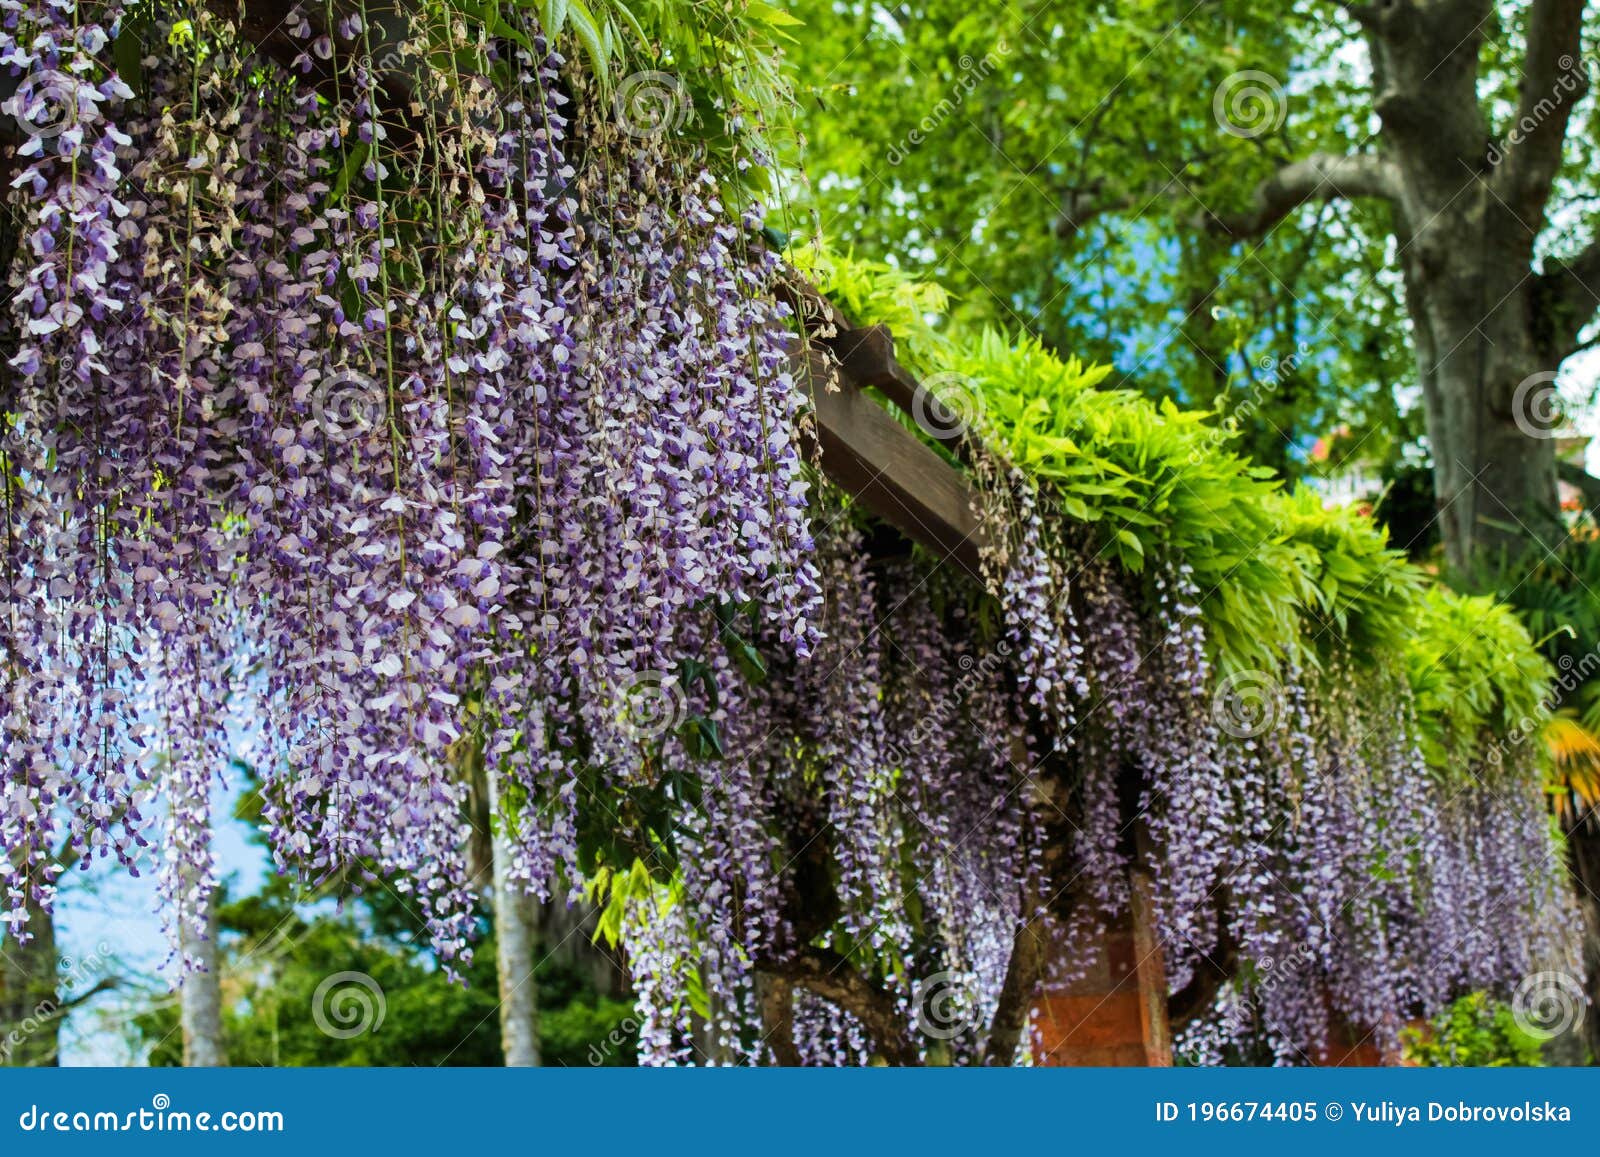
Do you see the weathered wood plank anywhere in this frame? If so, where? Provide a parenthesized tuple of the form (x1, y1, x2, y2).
(795, 347, 989, 581)
(824, 324, 926, 420)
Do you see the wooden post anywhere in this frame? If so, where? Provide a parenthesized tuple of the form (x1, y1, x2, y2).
(1029, 867, 1173, 1067)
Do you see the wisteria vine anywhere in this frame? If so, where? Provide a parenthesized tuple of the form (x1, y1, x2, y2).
(0, 1, 1575, 1068)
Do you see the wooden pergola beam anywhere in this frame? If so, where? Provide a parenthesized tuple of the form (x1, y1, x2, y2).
(797, 345, 989, 581)
(780, 273, 992, 581)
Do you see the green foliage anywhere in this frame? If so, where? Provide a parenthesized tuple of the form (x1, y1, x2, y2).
(539, 0, 799, 196)
(1405, 589, 1554, 770)
(1402, 992, 1547, 1068)
(129, 878, 637, 1067)
(1474, 536, 1600, 729)
(779, 0, 1411, 484)
(798, 246, 1554, 774)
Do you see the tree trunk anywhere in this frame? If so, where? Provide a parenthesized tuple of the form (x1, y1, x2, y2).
(1360, 0, 1567, 571)
(180, 881, 226, 1067)
(0, 888, 60, 1066)
(1190, 3, 1577, 572)
(1397, 217, 1562, 571)
(488, 772, 540, 1067)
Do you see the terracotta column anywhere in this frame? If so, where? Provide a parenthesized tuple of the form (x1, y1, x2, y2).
(1030, 867, 1172, 1066)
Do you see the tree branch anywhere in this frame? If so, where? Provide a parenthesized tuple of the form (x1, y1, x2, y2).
(981, 901, 1051, 1065)
(1536, 233, 1600, 359)
(52, 976, 121, 1015)
(758, 976, 803, 1066)
(1494, 0, 1589, 221)
(756, 947, 922, 1066)
(1200, 153, 1400, 238)
(1559, 461, 1600, 509)
(1054, 182, 1139, 240)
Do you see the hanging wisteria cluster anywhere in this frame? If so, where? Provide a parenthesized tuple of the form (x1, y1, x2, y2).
(0, 3, 818, 966)
(606, 471, 1570, 1066)
(984, 475, 1574, 1066)
(616, 512, 1038, 1065)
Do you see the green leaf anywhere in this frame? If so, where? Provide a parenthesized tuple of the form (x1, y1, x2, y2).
(683, 967, 711, 1020)
(113, 19, 146, 94)
(563, 0, 611, 91)
(541, 0, 570, 37)
(678, 716, 724, 761)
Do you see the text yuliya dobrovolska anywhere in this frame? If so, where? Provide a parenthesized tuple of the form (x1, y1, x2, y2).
(1350, 1101, 1572, 1124)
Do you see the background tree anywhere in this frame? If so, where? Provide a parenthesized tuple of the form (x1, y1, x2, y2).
(0, 844, 120, 1066)
(784, 0, 1600, 566)
(129, 874, 638, 1067)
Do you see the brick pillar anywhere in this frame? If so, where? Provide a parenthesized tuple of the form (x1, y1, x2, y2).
(1030, 867, 1172, 1066)
(1312, 1023, 1384, 1066)
(1312, 1017, 1414, 1066)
